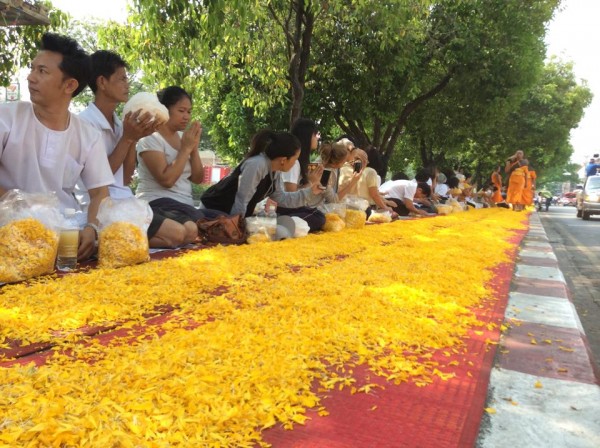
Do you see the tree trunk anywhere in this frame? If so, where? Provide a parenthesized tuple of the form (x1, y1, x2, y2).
(419, 137, 431, 167)
(287, 1, 315, 127)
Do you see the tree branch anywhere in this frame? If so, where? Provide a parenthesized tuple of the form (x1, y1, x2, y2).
(386, 70, 454, 158)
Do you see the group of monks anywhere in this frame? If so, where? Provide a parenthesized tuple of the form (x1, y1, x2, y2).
(490, 150, 536, 211)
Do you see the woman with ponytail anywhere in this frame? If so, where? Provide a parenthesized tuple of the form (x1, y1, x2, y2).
(200, 129, 323, 218)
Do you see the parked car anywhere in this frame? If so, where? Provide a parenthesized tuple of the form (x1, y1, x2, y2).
(576, 175, 600, 220)
(559, 192, 577, 206)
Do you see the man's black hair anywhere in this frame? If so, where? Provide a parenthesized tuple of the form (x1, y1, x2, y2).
(365, 145, 384, 176)
(416, 182, 431, 196)
(447, 177, 460, 189)
(41, 32, 90, 97)
(415, 168, 431, 183)
(89, 50, 128, 93)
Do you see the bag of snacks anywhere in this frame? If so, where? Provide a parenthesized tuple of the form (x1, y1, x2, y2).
(97, 197, 152, 268)
(436, 204, 453, 216)
(0, 190, 63, 283)
(320, 202, 346, 219)
(368, 209, 392, 223)
(245, 213, 277, 243)
(446, 198, 465, 213)
(323, 213, 346, 232)
(344, 195, 369, 229)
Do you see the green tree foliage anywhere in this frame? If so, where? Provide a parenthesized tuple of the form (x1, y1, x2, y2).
(503, 59, 592, 181)
(0, 1, 68, 86)
(310, 0, 560, 176)
(106, 0, 571, 174)
(400, 59, 592, 186)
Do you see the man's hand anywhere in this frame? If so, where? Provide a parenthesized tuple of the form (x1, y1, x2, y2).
(77, 226, 97, 261)
(122, 110, 159, 142)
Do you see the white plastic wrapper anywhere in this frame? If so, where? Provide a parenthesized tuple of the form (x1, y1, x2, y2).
(122, 92, 169, 123)
(290, 217, 310, 238)
(0, 189, 63, 231)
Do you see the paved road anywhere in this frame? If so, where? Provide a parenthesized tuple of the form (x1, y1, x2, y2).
(537, 205, 600, 370)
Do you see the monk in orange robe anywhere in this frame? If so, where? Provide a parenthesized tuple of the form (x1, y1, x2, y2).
(491, 165, 504, 204)
(522, 165, 536, 206)
(505, 151, 528, 211)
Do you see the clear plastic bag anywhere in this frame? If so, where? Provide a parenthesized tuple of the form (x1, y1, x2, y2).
(97, 197, 152, 268)
(323, 213, 346, 232)
(0, 190, 62, 283)
(368, 209, 392, 223)
(446, 198, 465, 213)
(344, 195, 369, 229)
(436, 204, 453, 215)
(245, 214, 277, 243)
(320, 202, 347, 219)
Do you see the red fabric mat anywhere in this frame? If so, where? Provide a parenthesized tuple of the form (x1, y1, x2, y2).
(1, 221, 528, 448)
(262, 228, 527, 448)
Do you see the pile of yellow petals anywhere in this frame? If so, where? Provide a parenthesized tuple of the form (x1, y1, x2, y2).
(0, 209, 527, 447)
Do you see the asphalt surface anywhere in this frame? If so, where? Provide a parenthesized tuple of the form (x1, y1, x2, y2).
(537, 205, 600, 371)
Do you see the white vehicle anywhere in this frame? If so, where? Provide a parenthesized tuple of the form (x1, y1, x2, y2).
(576, 175, 600, 220)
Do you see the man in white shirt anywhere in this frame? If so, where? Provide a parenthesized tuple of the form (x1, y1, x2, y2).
(379, 179, 431, 216)
(78, 51, 156, 200)
(79, 51, 194, 248)
(0, 33, 113, 260)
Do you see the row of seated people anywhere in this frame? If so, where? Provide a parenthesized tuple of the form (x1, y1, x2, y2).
(0, 33, 479, 263)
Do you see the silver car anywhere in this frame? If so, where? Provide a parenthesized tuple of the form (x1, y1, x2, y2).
(576, 174, 600, 220)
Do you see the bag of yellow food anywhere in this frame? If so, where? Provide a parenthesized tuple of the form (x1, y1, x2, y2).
(436, 204, 453, 216)
(323, 213, 346, 232)
(446, 198, 465, 213)
(97, 197, 152, 268)
(344, 195, 369, 229)
(320, 202, 346, 219)
(368, 209, 392, 223)
(245, 214, 276, 243)
(0, 190, 62, 283)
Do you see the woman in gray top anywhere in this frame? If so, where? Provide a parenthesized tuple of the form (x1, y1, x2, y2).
(201, 130, 323, 217)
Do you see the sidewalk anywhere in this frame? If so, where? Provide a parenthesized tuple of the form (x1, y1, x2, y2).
(477, 213, 600, 447)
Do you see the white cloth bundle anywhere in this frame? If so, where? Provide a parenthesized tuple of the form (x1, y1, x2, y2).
(123, 92, 169, 123)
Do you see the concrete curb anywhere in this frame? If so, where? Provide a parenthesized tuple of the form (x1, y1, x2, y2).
(477, 213, 600, 448)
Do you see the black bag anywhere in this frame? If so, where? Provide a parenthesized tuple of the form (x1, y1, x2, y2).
(197, 214, 247, 245)
(201, 163, 274, 217)
(200, 165, 242, 213)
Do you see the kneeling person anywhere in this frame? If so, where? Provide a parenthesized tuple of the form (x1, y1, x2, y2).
(379, 180, 431, 216)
